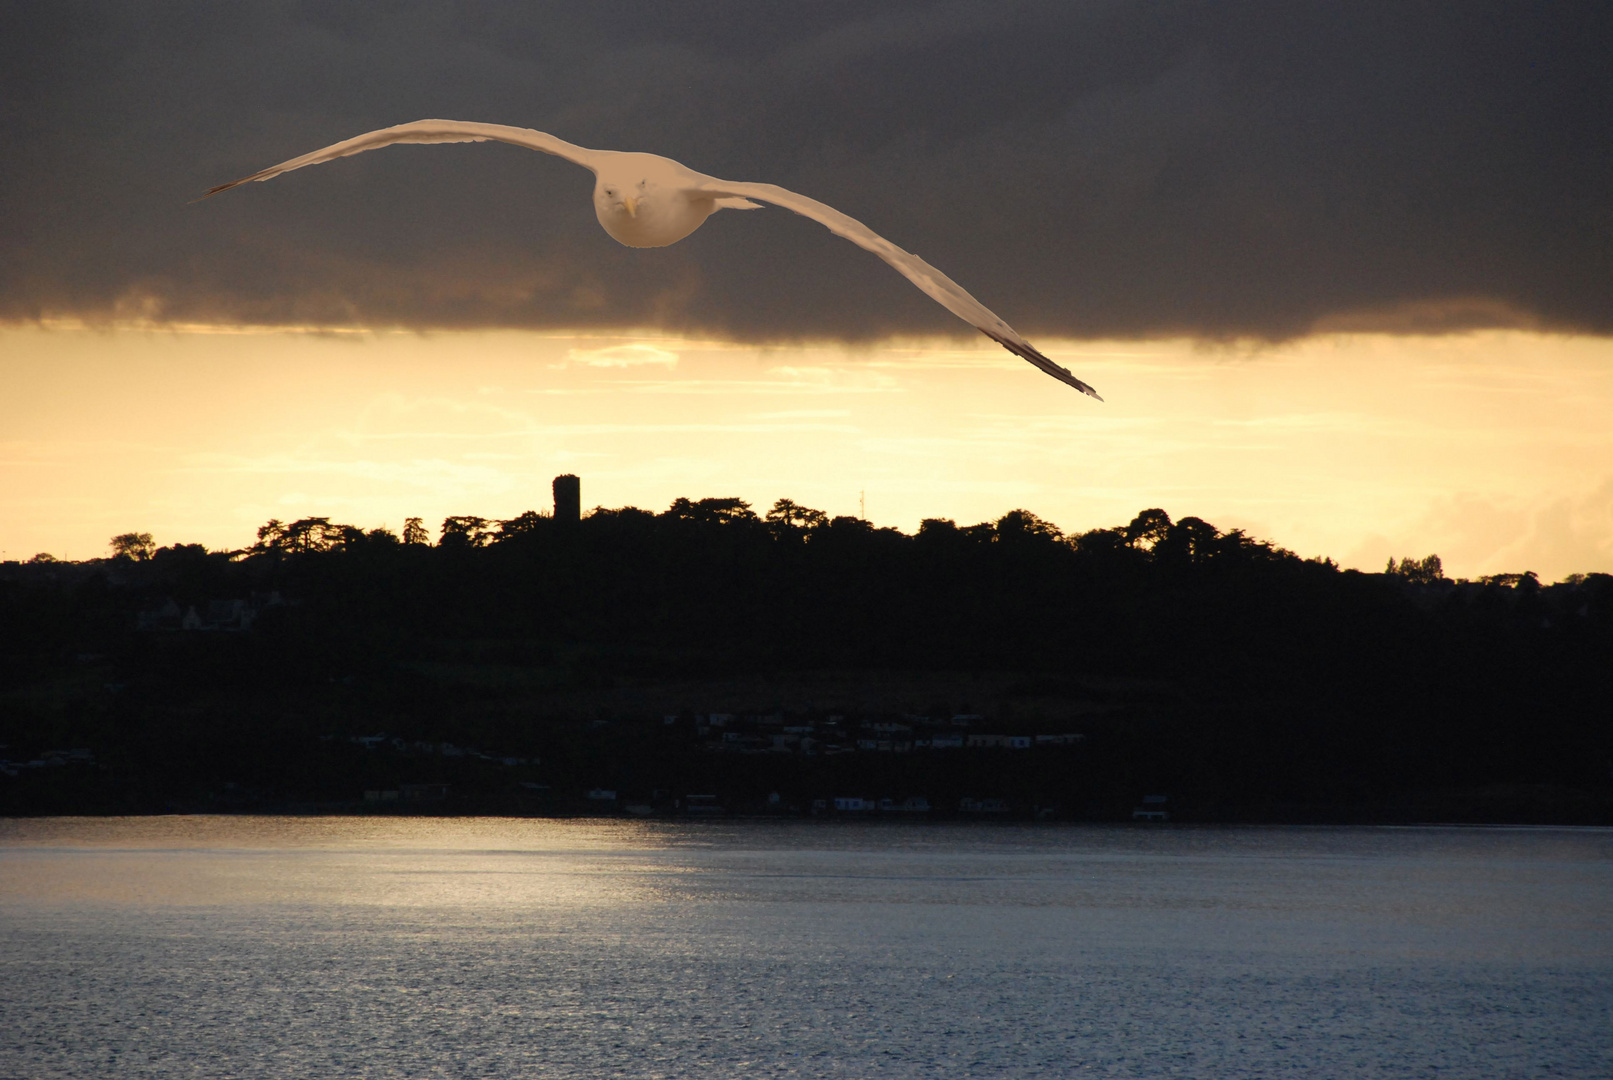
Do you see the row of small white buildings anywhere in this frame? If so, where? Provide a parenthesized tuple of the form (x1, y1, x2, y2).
(704, 729, 1085, 755)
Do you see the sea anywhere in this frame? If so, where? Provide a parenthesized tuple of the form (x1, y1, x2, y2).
(2, 817, 1610, 1078)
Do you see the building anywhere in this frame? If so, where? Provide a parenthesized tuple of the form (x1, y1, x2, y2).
(553, 474, 580, 524)
(1132, 794, 1169, 822)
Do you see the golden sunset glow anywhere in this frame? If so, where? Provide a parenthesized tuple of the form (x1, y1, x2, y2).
(4, 325, 1610, 578)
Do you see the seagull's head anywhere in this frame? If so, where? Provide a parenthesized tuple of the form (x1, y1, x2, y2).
(596, 177, 652, 220)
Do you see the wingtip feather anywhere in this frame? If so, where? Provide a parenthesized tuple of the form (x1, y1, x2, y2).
(192, 166, 282, 204)
(191, 178, 245, 204)
(978, 328, 1103, 401)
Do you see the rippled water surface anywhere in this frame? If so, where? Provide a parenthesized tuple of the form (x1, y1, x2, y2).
(3, 818, 1611, 1078)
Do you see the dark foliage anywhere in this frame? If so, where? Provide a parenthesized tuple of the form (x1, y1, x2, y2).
(2, 502, 1610, 821)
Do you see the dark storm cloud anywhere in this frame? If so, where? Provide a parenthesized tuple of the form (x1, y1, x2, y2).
(3, 1, 1610, 342)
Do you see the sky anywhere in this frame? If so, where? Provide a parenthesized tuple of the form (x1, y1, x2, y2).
(3, 2, 1611, 576)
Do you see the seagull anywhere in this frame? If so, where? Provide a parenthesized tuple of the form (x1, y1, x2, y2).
(202, 119, 1101, 399)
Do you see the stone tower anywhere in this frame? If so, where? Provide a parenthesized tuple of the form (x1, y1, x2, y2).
(553, 474, 580, 525)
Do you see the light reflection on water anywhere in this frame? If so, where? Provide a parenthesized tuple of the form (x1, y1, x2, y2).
(3, 818, 1611, 1077)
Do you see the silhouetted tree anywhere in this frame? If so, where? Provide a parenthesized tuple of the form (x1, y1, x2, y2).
(493, 511, 548, 542)
(110, 532, 156, 561)
(1388, 554, 1445, 583)
(665, 497, 758, 526)
(1072, 527, 1128, 554)
(1125, 508, 1173, 550)
(439, 516, 494, 548)
(1156, 516, 1218, 564)
(252, 517, 352, 554)
(766, 498, 828, 539)
(282, 518, 345, 553)
(254, 519, 286, 553)
(585, 506, 655, 528)
(996, 509, 1064, 544)
(1480, 570, 1540, 590)
(402, 517, 430, 546)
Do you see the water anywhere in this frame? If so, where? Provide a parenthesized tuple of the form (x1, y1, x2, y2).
(2, 818, 1610, 1078)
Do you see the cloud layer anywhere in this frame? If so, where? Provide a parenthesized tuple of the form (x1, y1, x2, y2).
(3, 1, 1610, 342)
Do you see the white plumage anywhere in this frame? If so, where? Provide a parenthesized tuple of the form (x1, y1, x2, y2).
(203, 119, 1100, 399)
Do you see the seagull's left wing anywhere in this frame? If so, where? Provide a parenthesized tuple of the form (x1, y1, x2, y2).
(198, 119, 604, 200)
(688, 179, 1100, 399)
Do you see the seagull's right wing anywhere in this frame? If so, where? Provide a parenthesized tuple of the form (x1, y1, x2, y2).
(688, 178, 1101, 399)
(198, 119, 602, 200)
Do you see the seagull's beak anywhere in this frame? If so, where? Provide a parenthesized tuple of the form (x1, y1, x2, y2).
(623, 196, 639, 217)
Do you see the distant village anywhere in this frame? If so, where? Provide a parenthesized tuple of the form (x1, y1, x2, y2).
(0, 747, 96, 780)
(3, 703, 1176, 820)
(136, 592, 284, 633)
(690, 710, 1085, 756)
(317, 711, 1127, 820)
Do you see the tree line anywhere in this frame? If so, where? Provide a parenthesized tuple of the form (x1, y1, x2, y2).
(96, 498, 1365, 567)
(3, 496, 1610, 820)
(79, 500, 1570, 592)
